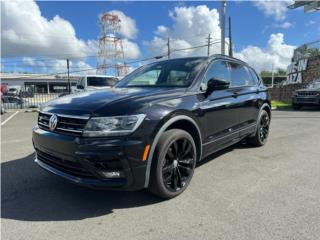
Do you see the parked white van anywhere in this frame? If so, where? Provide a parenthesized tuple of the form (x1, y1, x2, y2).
(74, 75, 119, 93)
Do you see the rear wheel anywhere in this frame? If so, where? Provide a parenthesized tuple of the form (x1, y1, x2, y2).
(248, 109, 270, 146)
(148, 129, 196, 199)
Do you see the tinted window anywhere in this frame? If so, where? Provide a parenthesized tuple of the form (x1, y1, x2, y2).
(247, 67, 260, 86)
(229, 62, 252, 87)
(87, 77, 117, 87)
(116, 58, 204, 88)
(307, 81, 320, 89)
(204, 61, 230, 84)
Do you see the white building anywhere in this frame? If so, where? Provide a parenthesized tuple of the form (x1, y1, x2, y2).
(1, 73, 80, 94)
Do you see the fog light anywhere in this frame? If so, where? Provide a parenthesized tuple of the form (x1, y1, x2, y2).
(101, 171, 121, 178)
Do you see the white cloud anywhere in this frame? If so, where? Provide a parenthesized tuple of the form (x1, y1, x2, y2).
(108, 10, 138, 39)
(273, 21, 294, 29)
(1, 1, 140, 62)
(144, 5, 295, 73)
(22, 58, 96, 75)
(306, 20, 316, 26)
(1, 0, 97, 58)
(144, 5, 228, 58)
(253, 0, 292, 21)
(235, 33, 295, 72)
(122, 38, 140, 59)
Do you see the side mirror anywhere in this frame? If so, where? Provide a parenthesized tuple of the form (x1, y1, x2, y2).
(77, 85, 84, 90)
(207, 78, 230, 91)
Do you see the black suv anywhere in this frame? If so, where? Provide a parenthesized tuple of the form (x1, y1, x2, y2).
(33, 55, 271, 199)
(292, 80, 320, 109)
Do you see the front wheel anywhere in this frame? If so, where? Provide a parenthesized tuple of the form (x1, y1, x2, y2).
(248, 109, 270, 146)
(148, 129, 197, 199)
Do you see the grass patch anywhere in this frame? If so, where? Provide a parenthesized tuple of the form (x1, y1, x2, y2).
(271, 100, 291, 109)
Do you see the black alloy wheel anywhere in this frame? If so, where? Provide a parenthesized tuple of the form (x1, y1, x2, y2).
(259, 113, 269, 143)
(149, 129, 197, 199)
(162, 138, 195, 192)
(248, 109, 270, 146)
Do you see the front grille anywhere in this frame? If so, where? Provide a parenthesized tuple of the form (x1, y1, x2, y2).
(36, 149, 94, 178)
(297, 91, 319, 96)
(38, 112, 89, 136)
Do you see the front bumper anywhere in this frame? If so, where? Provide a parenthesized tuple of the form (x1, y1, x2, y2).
(292, 96, 320, 105)
(32, 126, 148, 190)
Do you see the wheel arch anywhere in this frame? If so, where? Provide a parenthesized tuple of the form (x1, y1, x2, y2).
(261, 102, 271, 119)
(144, 115, 202, 188)
(251, 102, 271, 137)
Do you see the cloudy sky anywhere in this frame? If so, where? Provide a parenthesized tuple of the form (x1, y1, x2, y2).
(1, 0, 319, 74)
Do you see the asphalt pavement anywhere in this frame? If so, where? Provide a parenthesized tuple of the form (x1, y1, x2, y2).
(1, 109, 320, 240)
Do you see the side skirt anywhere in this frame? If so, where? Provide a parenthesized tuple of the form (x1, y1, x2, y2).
(201, 124, 256, 159)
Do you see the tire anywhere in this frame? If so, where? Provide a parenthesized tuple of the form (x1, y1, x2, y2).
(248, 109, 270, 147)
(148, 129, 197, 199)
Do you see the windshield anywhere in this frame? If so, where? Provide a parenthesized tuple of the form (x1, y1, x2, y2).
(87, 77, 118, 87)
(115, 58, 205, 88)
(307, 81, 320, 89)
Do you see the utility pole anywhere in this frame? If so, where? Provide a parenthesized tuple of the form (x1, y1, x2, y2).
(221, 0, 226, 55)
(167, 37, 171, 59)
(67, 59, 71, 93)
(271, 63, 274, 88)
(228, 16, 233, 57)
(207, 33, 211, 56)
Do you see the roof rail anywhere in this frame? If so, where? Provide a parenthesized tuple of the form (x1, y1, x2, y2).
(209, 54, 247, 65)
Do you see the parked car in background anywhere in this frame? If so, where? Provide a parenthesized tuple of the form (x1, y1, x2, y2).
(20, 88, 35, 98)
(6, 86, 21, 96)
(1, 84, 8, 95)
(33, 55, 271, 199)
(292, 80, 320, 109)
(2, 96, 38, 109)
(74, 75, 119, 93)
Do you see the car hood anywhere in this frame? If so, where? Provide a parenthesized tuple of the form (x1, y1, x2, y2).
(86, 86, 112, 90)
(43, 87, 186, 115)
(296, 88, 320, 92)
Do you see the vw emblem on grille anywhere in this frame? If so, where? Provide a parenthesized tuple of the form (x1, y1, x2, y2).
(49, 114, 58, 131)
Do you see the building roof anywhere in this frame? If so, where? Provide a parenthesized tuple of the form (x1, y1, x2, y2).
(0, 73, 80, 81)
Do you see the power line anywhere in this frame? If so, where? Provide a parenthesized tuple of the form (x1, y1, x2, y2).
(14, 54, 167, 79)
(1, 36, 222, 64)
(2, 41, 230, 76)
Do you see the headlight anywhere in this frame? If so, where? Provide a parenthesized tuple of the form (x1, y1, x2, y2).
(83, 114, 146, 137)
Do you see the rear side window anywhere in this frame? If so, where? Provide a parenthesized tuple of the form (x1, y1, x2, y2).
(203, 61, 230, 84)
(228, 62, 252, 87)
(247, 67, 260, 86)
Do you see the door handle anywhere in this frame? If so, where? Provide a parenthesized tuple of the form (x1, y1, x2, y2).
(232, 92, 238, 98)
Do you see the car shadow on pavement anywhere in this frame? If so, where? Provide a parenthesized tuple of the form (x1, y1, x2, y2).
(1, 153, 162, 222)
(197, 141, 250, 168)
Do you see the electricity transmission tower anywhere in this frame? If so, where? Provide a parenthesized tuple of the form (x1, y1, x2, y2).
(96, 12, 129, 76)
